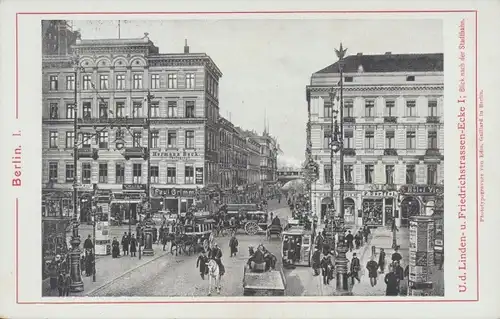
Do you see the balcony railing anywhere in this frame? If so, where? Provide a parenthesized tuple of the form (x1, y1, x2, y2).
(425, 148, 442, 157)
(123, 147, 147, 160)
(343, 183, 355, 191)
(426, 116, 440, 123)
(343, 117, 356, 123)
(344, 148, 356, 156)
(384, 116, 397, 123)
(77, 147, 97, 159)
(78, 117, 147, 126)
(384, 148, 398, 156)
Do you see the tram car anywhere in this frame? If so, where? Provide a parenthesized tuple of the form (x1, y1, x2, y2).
(281, 226, 313, 267)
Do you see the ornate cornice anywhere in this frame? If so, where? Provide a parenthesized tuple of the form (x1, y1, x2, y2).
(307, 85, 443, 93)
(148, 56, 223, 78)
(73, 46, 150, 56)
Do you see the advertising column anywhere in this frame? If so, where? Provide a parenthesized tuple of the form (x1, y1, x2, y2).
(408, 215, 435, 296)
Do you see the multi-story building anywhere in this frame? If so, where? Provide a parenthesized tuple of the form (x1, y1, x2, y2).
(42, 20, 80, 56)
(233, 129, 248, 187)
(42, 34, 223, 221)
(254, 130, 279, 184)
(218, 116, 235, 194)
(244, 133, 262, 199)
(306, 52, 444, 228)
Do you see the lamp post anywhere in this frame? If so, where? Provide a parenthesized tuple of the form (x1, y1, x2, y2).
(69, 55, 84, 292)
(330, 43, 351, 296)
(91, 196, 97, 283)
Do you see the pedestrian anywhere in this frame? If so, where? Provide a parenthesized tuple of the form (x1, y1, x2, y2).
(47, 258, 59, 296)
(57, 270, 65, 297)
(129, 234, 137, 257)
(85, 251, 94, 277)
(62, 270, 72, 296)
(391, 247, 402, 264)
(311, 247, 321, 276)
(345, 230, 354, 252)
(121, 232, 129, 256)
(354, 231, 361, 250)
(196, 250, 209, 280)
(208, 242, 225, 276)
(357, 230, 364, 246)
(378, 248, 386, 273)
(366, 255, 379, 287)
(80, 255, 85, 276)
(394, 261, 405, 294)
(162, 229, 169, 251)
(350, 252, 361, 285)
(229, 233, 239, 257)
(384, 265, 400, 296)
(112, 237, 120, 258)
(315, 231, 325, 255)
(363, 226, 370, 243)
(320, 254, 332, 284)
(83, 235, 93, 256)
(153, 226, 158, 244)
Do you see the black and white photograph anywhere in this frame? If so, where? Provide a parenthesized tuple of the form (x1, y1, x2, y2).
(40, 18, 445, 298)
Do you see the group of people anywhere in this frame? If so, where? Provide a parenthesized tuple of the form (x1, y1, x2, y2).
(247, 244, 277, 272)
(114, 232, 139, 258)
(282, 235, 303, 267)
(196, 242, 225, 280)
(45, 254, 72, 297)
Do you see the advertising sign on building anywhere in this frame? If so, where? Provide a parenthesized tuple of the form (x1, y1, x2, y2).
(151, 187, 198, 198)
(123, 184, 146, 191)
(195, 167, 204, 185)
(150, 150, 202, 160)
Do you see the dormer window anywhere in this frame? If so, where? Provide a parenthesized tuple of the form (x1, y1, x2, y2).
(406, 75, 415, 81)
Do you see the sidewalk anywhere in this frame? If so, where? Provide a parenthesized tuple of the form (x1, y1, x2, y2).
(43, 244, 168, 297)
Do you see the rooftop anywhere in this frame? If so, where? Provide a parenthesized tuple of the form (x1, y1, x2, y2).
(315, 52, 444, 74)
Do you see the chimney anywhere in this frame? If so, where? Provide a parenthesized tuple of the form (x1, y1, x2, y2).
(385, 51, 392, 55)
(357, 52, 363, 56)
(184, 39, 189, 54)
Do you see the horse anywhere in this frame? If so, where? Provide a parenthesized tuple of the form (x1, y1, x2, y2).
(206, 259, 221, 296)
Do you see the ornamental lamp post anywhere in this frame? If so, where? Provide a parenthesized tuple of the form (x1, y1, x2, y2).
(331, 43, 351, 296)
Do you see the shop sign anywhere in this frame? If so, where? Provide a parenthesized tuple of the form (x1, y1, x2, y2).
(112, 193, 143, 201)
(151, 187, 198, 198)
(151, 150, 201, 160)
(400, 185, 444, 195)
(362, 190, 397, 198)
(195, 168, 204, 185)
(123, 184, 146, 191)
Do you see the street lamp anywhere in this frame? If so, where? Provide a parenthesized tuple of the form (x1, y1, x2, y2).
(331, 43, 351, 296)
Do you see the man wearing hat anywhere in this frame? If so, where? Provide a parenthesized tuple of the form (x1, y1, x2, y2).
(350, 252, 361, 285)
(311, 246, 321, 276)
(196, 250, 208, 280)
(208, 242, 225, 276)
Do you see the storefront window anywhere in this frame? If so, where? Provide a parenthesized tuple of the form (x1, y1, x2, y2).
(344, 198, 355, 224)
(362, 199, 383, 226)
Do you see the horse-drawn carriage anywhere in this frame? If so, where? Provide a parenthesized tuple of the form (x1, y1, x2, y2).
(169, 216, 216, 256)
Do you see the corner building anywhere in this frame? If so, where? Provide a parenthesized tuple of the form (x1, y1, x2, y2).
(42, 35, 222, 221)
(307, 52, 444, 228)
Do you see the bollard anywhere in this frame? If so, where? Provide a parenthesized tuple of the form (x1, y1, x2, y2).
(371, 245, 376, 257)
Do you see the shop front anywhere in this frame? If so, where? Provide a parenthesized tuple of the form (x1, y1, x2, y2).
(110, 185, 145, 224)
(42, 189, 74, 219)
(398, 185, 444, 228)
(360, 190, 398, 228)
(150, 187, 199, 214)
(316, 191, 359, 224)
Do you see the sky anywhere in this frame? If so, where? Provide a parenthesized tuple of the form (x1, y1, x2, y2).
(71, 19, 443, 168)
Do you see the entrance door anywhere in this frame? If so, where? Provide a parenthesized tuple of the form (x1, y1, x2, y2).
(400, 197, 420, 227)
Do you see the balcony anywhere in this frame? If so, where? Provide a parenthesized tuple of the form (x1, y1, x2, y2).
(123, 147, 147, 160)
(344, 148, 356, 156)
(343, 117, 356, 123)
(425, 148, 442, 157)
(384, 148, 398, 156)
(77, 147, 98, 159)
(343, 183, 355, 191)
(384, 116, 397, 123)
(78, 117, 147, 127)
(426, 116, 440, 123)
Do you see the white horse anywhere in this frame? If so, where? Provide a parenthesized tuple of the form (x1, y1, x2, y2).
(206, 259, 221, 296)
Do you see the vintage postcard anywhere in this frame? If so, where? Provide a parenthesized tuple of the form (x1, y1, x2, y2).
(0, 0, 498, 318)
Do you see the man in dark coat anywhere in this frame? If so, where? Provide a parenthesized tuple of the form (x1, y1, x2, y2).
(311, 247, 321, 276)
(47, 258, 59, 295)
(354, 232, 362, 250)
(384, 265, 400, 296)
(363, 226, 370, 243)
(83, 235, 93, 255)
(391, 247, 403, 264)
(129, 234, 137, 257)
(378, 248, 386, 273)
(196, 250, 209, 280)
(112, 237, 120, 258)
(248, 245, 265, 270)
(62, 270, 72, 296)
(366, 255, 379, 287)
(57, 270, 65, 297)
(85, 251, 94, 277)
(315, 232, 325, 255)
(229, 234, 239, 257)
(320, 254, 333, 284)
(350, 253, 361, 285)
(394, 261, 405, 294)
(121, 232, 129, 256)
(345, 231, 354, 252)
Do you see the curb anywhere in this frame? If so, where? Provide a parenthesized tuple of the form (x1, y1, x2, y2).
(86, 250, 169, 296)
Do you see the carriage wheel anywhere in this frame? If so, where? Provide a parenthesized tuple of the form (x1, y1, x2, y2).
(203, 239, 209, 252)
(245, 222, 259, 236)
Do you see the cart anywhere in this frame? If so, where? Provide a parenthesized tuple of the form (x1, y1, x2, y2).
(281, 226, 313, 267)
(242, 266, 286, 296)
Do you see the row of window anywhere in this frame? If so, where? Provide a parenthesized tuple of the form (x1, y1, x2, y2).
(342, 75, 417, 83)
(48, 162, 198, 184)
(48, 129, 196, 149)
(323, 99, 439, 118)
(323, 164, 439, 185)
(48, 73, 196, 91)
(322, 130, 440, 150)
(47, 100, 196, 119)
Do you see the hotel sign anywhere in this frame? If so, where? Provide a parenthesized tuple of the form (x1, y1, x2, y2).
(400, 185, 444, 195)
(151, 150, 201, 160)
(151, 187, 198, 198)
(122, 184, 146, 191)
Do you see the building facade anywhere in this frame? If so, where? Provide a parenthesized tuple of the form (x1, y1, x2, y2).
(218, 116, 235, 192)
(42, 35, 223, 221)
(255, 132, 279, 184)
(306, 52, 444, 228)
(42, 20, 80, 56)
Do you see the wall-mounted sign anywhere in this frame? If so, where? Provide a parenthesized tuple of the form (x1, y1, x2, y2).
(123, 184, 146, 191)
(362, 190, 398, 198)
(195, 168, 204, 185)
(151, 187, 198, 198)
(400, 185, 444, 195)
(111, 193, 143, 201)
(151, 150, 201, 160)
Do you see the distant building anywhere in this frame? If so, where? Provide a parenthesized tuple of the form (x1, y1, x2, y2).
(42, 20, 80, 56)
(306, 52, 444, 227)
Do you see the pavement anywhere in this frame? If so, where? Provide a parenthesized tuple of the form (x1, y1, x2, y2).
(43, 198, 336, 297)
